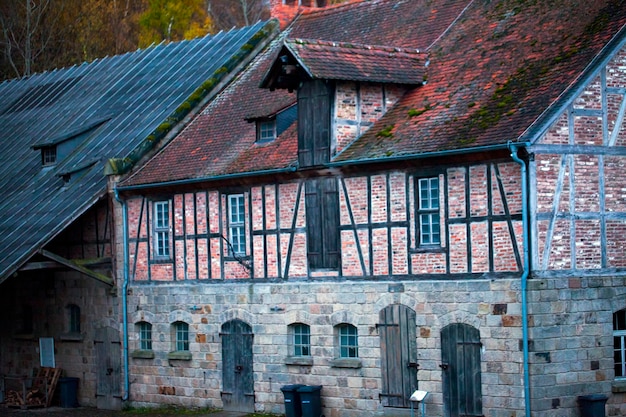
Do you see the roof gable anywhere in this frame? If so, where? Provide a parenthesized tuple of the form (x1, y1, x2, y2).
(261, 39, 428, 89)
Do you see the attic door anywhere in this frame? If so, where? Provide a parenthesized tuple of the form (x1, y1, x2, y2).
(221, 319, 254, 412)
(95, 326, 122, 410)
(441, 323, 483, 417)
(379, 304, 418, 408)
(298, 79, 331, 167)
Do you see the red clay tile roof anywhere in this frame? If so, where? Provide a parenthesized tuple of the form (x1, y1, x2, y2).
(121, 0, 626, 187)
(335, 0, 626, 162)
(283, 39, 428, 85)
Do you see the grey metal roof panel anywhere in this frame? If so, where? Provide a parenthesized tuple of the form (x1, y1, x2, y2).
(0, 20, 277, 283)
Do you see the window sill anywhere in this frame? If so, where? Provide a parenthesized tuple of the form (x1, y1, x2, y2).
(167, 351, 192, 361)
(59, 333, 84, 342)
(330, 358, 361, 368)
(612, 380, 626, 393)
(131, 350, 155, 359)
(411, 246, 445, 254)
(285, 356, 313, 366)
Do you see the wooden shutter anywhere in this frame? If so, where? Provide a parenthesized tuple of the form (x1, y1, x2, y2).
(441, 323, 483, 417)
(305, 177, 339, 269)
(298, 80, 331, 167)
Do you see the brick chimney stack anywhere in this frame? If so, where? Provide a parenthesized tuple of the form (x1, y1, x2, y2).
(269, 0, 326, 29)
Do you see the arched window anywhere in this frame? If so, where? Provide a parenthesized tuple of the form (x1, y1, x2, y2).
(614, 309, 626, 379)
(290, 323, 311, 357)
(337, 323, 358, 358)
(137, 321, 153, 351)
(172, 321, 189, 352)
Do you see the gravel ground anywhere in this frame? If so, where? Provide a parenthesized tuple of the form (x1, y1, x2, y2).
(0, 406, 267, 417)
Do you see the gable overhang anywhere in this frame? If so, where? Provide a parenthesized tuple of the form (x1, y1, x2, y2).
(20, 249, 114, 287)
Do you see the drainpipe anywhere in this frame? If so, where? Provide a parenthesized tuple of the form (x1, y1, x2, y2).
(509, 142, 531, 417)
(113, 186, 130, 402)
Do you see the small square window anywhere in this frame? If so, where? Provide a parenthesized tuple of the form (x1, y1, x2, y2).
(42, 147, 57, 166)
(338, 324, 358, 358)
(257, 119, 276, 142)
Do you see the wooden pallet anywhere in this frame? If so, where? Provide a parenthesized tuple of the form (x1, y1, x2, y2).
(4, 367, 61, 409)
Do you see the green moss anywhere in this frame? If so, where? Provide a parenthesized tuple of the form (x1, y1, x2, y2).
(376, 125, 395, 138)
(408, 103, 432, 117)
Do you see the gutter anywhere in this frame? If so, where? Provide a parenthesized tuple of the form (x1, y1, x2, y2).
(118, 166, 297, 192)
(509, 142, 531, 417)
(326, 143, 511, 168)
(113, 186, 130, 402)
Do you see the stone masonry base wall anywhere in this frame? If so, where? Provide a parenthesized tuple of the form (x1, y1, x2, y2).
(126, 279, 526, 417)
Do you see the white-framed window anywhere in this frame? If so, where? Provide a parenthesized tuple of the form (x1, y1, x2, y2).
(228, 194, 246, 256)
(614, 309, 626, 379)
(173, 321, 189, 352)
(138, 321, 152, 351)
(338, 324, 358, 358)
(154, 200, 170, 258)
(291, 323, 311, 357)
(257, 119, 276, 142)
(418, 176, 441, 245)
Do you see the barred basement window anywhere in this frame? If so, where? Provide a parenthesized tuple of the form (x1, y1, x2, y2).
(291, 323, 311, 357)
(68, 304, 81, 333)
(173, 321, 189, 352)
(138, 322, 153, 351)
(338, 324, 358, 358)
(417, 176, 441, 245)
(614, 309, 626, 379)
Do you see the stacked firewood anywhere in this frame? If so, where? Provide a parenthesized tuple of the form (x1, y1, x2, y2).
(5, 387, 46, 407)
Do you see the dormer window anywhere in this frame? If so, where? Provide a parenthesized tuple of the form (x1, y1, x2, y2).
(257, 119, 276, 142)
(42, 146, 57, 166)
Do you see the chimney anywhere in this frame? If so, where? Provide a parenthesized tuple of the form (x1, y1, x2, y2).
(269, 0, 328, 29)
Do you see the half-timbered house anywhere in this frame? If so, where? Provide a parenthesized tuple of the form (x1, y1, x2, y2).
(115, 1, 626, 416)
(0, 22, 277, 409)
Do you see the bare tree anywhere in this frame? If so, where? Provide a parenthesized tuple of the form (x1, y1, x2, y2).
(207, 0, 269, 31)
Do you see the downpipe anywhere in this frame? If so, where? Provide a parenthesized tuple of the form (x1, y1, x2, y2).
(509, 143, 531, 417)
(114, 186, 130, 402)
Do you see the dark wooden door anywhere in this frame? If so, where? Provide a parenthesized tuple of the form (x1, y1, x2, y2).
(441, 323, 483, 417)
(221, 319, 254, 412)
(379, 304, 418, 408)
(95, 326, 122, 410)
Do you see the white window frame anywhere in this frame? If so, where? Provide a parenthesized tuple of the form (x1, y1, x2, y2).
(418, 176, 441, 245)
(258, 119, 276, 142)
(228, 194, 246, 256)
(153, 200, 170, 258)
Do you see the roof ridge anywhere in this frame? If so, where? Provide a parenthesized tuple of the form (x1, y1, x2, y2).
(287, 38, 425, 55)
(297, 0, 374, 18)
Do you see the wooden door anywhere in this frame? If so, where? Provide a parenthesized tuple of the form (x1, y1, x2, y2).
(95, 326, 122, 410)
(441, 323, 483, 417)
(221, 319, 254, 412)
(379, 304, 418, 408)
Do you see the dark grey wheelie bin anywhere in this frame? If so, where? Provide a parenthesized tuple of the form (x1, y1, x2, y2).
(298, 385, 323, 417)
(578, 394, 608, 417)
(281, 384, 305, 417)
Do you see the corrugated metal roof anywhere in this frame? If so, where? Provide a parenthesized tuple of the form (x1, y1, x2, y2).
(0, 20, 278, 284)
